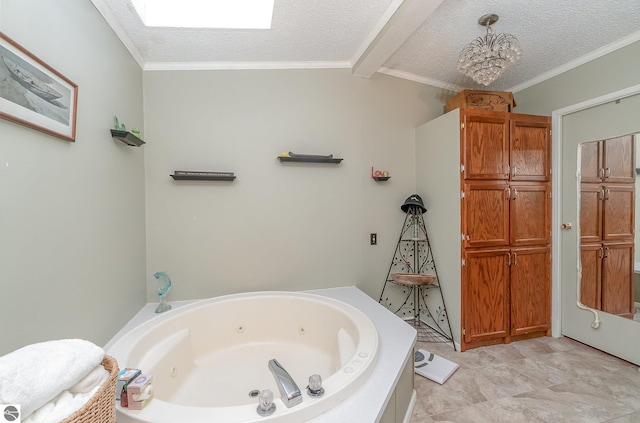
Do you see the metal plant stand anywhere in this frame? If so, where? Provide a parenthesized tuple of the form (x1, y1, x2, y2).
(379, 195, 456, 350)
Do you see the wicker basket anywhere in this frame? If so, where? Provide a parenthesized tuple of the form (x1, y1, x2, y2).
(61, 355, 119, 423)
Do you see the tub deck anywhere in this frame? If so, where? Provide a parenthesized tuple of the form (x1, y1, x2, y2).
(106, 286, 417, 422)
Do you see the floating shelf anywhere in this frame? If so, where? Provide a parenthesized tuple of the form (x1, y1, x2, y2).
(278, 156, 342, 164)
(171, 171, 236, 181)
(371, 167, 390, 181)
(110, 129, 145, 147)
(278, 152, 343, 164)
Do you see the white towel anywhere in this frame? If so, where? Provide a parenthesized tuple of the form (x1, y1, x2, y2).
(69, 365, 109, 394)
(0, 339, 105, 419)
(23, 365, 108, 423)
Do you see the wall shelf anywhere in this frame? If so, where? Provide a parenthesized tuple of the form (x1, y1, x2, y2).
(371, 166, 390, 181)
(278, 156, 342, 164)
(278, 153, 342, 164)
(110, 129, 145, 147)
(171, 171, 236, 181)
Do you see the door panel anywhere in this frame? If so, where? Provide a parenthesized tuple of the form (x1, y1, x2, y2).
(463, 182, 510, 248)
(603, 135, 635, 183)
(463, 249, 510, 343)
(580, 141, 603, 183)
(510, 114, 551, 181)
(579, 244, 602, 310)
(510, 183, 551, 246)
(602, 184, 635, 241)
(601, 242, 634, 318)
(579, 184, 603, 243)
(462, 111, 509, 180)
(510, 247, 551, 336)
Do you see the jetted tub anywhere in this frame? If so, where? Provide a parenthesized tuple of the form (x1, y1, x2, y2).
(108, 291, 379, 423)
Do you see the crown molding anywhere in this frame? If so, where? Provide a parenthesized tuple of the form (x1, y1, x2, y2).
(377, 67, 465, 92)
(143, 61, 352, 72)
(509, 30, 640, 93)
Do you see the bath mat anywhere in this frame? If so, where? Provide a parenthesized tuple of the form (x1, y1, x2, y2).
(414, 349, 459, 384)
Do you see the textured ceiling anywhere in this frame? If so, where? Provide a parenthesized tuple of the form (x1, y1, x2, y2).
(93, 0, 640, 91)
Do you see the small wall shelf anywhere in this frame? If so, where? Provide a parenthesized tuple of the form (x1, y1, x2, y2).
(110, 129, 145, 147)
(277, 152, 342, 164)
(371, 166, 390, 181)
(171, 171, 236, 181)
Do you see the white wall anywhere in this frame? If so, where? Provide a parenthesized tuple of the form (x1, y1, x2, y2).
(514, 41, 640, 115)
(0, 0, 146, 355)
(143, 69, 447, 301)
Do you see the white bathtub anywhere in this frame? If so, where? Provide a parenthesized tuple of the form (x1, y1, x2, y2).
(108, 291, 379, 423)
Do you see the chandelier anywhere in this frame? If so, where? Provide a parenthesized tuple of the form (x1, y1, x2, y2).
(457, 14, 522, 86)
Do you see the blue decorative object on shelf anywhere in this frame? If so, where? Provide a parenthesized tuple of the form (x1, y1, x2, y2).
(154, 271, 172, 313)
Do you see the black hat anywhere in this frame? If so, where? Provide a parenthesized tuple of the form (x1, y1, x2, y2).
(400, 194, 427, 213)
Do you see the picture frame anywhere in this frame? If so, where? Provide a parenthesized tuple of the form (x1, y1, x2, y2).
(0, 31, 78, 141)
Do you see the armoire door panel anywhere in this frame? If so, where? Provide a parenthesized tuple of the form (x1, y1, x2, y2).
(603, 135, 635, 183)
(580, 140, 603, 183)
(580, 244, 602, 310)
(601, 242, 634, 317)
(579, 184, 603, 243)
(509, 115, 551, 181)
(463, 182, 510, 248)
(462, 111, 509, 180)
(602, 184, 635, 241)
(510, 247, 550, 336)
(463, 249, 510, 343)
(510, 183, 551, 246)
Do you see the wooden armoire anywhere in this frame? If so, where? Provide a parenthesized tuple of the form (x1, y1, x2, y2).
(579, 135, 635, 319)
(416, 108, 552, 351)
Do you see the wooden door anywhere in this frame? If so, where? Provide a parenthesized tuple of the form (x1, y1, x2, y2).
(510, 246, 551, 336)
(462, 181, 510, 248)
(580, 140, 603, 183)
(603, 135, 635, 183)
(601, 242, 635, 318)
(463, 249, 510, 344)
(509, 114, 552, 181)
(580, 244, 602, 310)
(579, 184, 603, 243)
(602, 184, 635, 241)
(510, 182, 551, 246)
(462, 110, 509, 180)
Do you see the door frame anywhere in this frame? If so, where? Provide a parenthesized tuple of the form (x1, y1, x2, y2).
(551, 83, 640, 337)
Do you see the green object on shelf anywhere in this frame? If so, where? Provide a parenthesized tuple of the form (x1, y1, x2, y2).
(114, 116, 126, 131)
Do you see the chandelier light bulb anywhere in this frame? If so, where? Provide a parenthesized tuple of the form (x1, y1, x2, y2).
(458, 14, 522, 86)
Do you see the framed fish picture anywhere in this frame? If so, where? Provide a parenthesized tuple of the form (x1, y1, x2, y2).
(0, 32, 78, 141)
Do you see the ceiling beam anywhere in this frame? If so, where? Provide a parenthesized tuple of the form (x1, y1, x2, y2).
(351, 0, 445, 79)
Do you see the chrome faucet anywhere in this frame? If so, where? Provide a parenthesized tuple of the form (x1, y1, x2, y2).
(268, 359, 302, 408)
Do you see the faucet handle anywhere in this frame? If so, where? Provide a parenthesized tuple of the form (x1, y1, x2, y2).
(307, 374, 325, 397)
(256, 389, 276, 416)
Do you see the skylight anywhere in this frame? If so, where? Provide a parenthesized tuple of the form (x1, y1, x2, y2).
(131, 0, 275, 29)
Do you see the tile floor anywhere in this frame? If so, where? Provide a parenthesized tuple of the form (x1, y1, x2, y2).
(409, 337, 640, 423)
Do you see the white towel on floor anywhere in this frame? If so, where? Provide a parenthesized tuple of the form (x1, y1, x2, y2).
(23, 365, 108, 423)
(0, 339, 105, 419)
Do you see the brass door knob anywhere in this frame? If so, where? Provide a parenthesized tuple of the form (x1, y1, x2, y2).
(561, 223, 573, 230)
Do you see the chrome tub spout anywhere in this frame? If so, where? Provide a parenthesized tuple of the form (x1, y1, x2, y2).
(268, 359, 303, 408)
